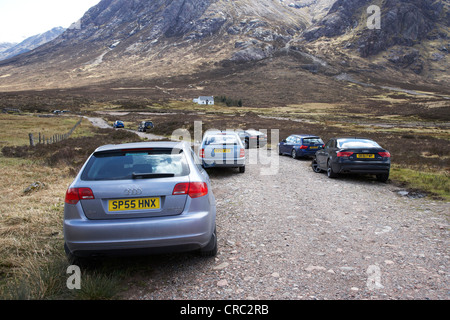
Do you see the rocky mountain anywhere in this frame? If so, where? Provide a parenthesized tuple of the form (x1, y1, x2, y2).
(0, 27, 66, 61)
(300, 0, 449, 77)
(0, 43, 17, 55)
(304, 0, 448, 53)
(0, 0, 447, 92)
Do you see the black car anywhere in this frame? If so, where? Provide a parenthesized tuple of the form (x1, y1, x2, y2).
(237, 129, 267, 149)
(138, 121, 154, 132)
(312, 138, 391, 182)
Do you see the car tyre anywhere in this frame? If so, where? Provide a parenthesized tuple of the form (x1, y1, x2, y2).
(376, 172, 389, 183)
(312, 159, 322, 173)
(291, 149, 297, 159)
(64, 242, 90, 266)
(239, 166, 246, 173)
(199, 227, 217, 257)
(327, 160, 338, 178)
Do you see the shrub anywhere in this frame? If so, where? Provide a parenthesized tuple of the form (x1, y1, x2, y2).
(217, 95, 243, 107)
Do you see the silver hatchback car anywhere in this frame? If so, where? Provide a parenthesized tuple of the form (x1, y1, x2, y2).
(199, 130, 246, 173)
(64, 141, 217, 260)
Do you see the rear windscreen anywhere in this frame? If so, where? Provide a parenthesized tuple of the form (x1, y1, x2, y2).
(338, 139, 381, 149)
(204, 135, 239, 145)
(303, 138, 323, 144)
(81, 148, 190, 181)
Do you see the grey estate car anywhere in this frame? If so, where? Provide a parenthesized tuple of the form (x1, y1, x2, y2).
(64, 141, 217, 260)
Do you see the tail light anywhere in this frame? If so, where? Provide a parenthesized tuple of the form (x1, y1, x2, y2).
(240, 148, 245, 157)
(188, 182, 208, 198)
(300, 145, 308, 149)
(65, 188, 95, 204)
(172, 183, 189, 195)
(199, 149, 205, 158)
(337, 151, 354, 158)
(378, 152, 391, 158)
(172, 182, 208, 198)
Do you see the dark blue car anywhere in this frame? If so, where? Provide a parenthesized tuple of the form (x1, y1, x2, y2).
(113, 120, 125, 129)
(278, 135, 324, 159)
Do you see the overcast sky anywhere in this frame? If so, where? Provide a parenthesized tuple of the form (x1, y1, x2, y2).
(0, 0, 101, 43)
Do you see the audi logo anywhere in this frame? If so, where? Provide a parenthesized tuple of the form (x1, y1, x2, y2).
(124, 187, 143, 196)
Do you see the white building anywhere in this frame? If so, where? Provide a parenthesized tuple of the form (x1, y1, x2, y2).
(193, 96, 215, 105)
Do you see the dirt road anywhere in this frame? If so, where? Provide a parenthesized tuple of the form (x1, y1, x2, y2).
(122, 149, 449, 300)
(84, 116, 165, 140)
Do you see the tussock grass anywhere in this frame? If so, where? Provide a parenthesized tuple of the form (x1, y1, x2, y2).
(0, 155, 74, 299)
(0, 156, 71, 268)
(0, 119, 141, 300)
(390, 165, 450, 201)
(72, 271, 124, 300)
(0, 114, 92, 147)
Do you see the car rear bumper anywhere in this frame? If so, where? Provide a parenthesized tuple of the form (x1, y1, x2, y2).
(247, 139, 267, 148)
(298, 150, 320, 157)
(335, 162, 390, 174)
(64, 204, 215, 257)
(202, 158, 245, 168)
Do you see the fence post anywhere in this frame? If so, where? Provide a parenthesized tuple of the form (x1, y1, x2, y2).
(29, 117, 83, 147)
(29, 133, 35, 147)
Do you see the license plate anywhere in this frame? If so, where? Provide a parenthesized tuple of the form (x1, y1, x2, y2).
(357, 154, 375, 159)
(215, 149, 231, 153)
(310, 146, 318, 149)
(109, 198, 160, 212)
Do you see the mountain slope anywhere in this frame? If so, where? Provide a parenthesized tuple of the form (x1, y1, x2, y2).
(0, 43, 17, 56)
(0, 27, 66, 61)
(300, 0, 449, 79)
(0, 0, 447, 92)
(0, 0, 321, 90)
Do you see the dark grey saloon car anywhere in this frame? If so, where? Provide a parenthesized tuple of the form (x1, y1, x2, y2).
(312, 138, 391, 182)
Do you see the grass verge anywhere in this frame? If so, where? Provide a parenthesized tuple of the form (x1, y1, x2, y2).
(0, 113, 93, 147)
(390, 165, 450, 201)
(0, 121, 142, 300)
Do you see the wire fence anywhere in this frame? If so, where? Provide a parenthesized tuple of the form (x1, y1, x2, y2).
(28, 118, 82, 147)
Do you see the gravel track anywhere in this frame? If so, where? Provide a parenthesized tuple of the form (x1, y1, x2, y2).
(84, 116, 165, 140)
(123, 149, 449, 300)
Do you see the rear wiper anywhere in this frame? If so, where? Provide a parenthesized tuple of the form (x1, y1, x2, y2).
(132, 173, 175, 179)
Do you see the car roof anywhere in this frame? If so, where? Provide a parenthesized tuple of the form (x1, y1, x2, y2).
(245, 129, 263, 134)
(204, 130, 239, 136)
(94, 141, 189, 153)
(334, 137, 373, 141)
(290, 134, 320, 138)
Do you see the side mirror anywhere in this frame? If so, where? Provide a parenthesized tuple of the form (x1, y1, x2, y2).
(282, 139, 287, 143)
